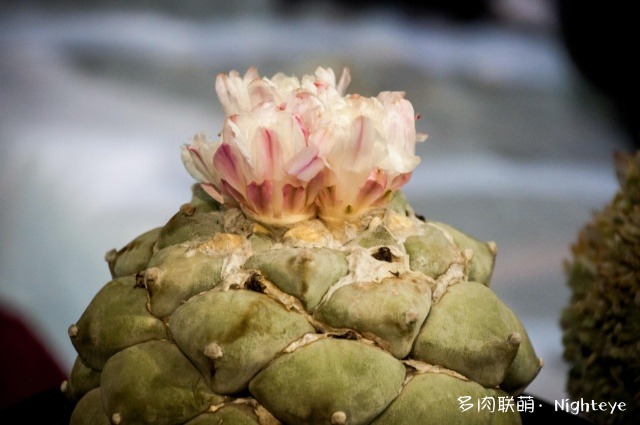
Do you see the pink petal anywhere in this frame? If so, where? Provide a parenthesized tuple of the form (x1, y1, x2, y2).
(187, 145, 204, 165)
(221, 115, 240, 149)
(390, 172, 412, 191)
(201, 183, 224, 204)
(246, 181, 273, 215)
(254, 127, 282, 181)
(282, 184, 306, 213)
(371, 190, 394, 207)
(286, 92, 323, 136)
(219, 180, 244, 207)
(316, 185, 338, 211)
(347, 115, 376, 169)
(182, 145, 210, 182)
(213, 143, 245, 193)
(306, 172, 326, 204)
(308, 126, 336, 158)
(293, 114, 310, 142)
(284, 146, 324, 182)
(355, 169, 388, 209)
(314, 67, 335, 89)
(215, 72, 239, 115)
(248, 78, 272, 107)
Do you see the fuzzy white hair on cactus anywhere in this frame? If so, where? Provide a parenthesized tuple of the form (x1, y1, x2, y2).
(181, 66, 426, 227)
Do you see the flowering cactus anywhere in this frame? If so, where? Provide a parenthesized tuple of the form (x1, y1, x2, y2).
(181, 67, 425, 226)
(66, 66, 541, 425)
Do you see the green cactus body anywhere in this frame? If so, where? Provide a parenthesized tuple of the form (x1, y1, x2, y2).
(64, 190, 541, 424)
(64, 356, 101, 401)
(69, 388, 111, 425)
(561, 151, 640, 425)
(371, 372, 521, 425)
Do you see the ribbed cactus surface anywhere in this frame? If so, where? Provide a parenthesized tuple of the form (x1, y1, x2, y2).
(63, 188, 541, 425)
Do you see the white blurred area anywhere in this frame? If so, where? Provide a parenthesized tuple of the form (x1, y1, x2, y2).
(0, 0, 633, 404)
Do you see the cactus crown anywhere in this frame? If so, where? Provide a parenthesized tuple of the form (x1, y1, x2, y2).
(181, 67, 426, 227)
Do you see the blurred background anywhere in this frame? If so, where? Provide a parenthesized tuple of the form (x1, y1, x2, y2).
(1, 0, 636, 409)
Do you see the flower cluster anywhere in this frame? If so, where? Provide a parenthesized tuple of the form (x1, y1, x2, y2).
(182, 67, 425, 226)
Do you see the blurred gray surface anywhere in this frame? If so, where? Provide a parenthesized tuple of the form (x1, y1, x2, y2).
(0, 6, 632, 404)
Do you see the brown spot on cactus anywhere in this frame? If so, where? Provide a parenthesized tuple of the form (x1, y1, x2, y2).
(244, 273, 266, 293)
(372, 246, 393, 262)
(134, 271, 146, 288)
(333, 330, 359, 340)
(292, 251, 313, 294)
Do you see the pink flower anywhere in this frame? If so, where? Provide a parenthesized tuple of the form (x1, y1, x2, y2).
(182, 67, 425, 227)
(214, 66, 350, 116)
(314, 92, 425, 222)
(182, 103, 325, 225)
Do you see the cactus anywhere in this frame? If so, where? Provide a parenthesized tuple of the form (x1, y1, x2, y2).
(561, 151, 640, 425)
(63, 67, 541, 424)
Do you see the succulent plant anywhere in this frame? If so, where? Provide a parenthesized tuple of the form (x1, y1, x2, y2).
(561, 151, 640, 425)
(63, 67, 541, 424)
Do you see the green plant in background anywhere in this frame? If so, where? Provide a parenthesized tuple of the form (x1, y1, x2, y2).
(63, 67, 541, 424)
(562, 151, 640, 425)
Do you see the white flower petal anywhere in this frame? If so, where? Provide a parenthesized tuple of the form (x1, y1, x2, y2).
(182, 66, 424, 226)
